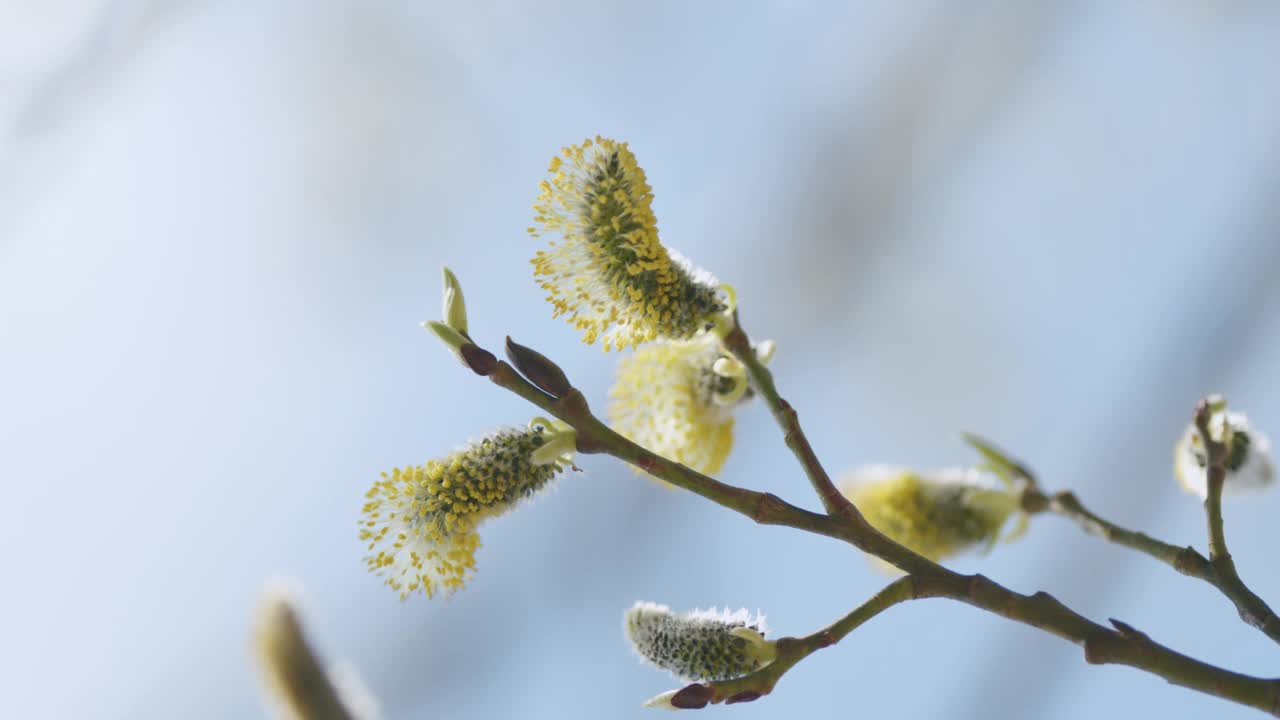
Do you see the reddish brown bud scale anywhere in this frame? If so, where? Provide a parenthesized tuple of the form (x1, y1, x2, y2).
(505, 336, 572, 397)
(670, 683, 713, 709)
(460, 343, 498, 376)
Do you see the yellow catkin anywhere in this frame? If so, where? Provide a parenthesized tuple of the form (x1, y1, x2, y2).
(841, 467, 1018, 564)
(360, 428, 564, 599)
(608, 338, 744, 479)
(529, 136, 724, 351)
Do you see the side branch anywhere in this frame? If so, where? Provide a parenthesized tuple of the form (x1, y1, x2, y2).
(1195, 400, 1232, 562)
(1025, 483, 1280, 646)
(1025, 488, 1210, 576)
(1194, 401, 1280, 645)
(722, 324, 861, 521)
(979, 415, 1280, 648)
(672, 576, 918, 708)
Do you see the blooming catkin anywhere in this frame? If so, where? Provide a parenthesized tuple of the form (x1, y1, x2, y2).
(1174, 408, 1275, 499)
(840, 466, 1019, 564)
(625, 602, 776, 683)
(608, 338, 747, 478)
(360, 428, 566, 599)
(529, 136, 725, 351)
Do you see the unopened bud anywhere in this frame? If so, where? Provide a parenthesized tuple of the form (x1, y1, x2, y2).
(505, 336, 572, 397)
(441, 266, 468, 335)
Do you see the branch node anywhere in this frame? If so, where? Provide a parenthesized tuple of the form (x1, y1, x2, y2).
(1174, 546, 1209, 576)
(816, 630, 836, 649)
(559, 388, 592, 418)
(752, 493, 788, 524)
(1083, 633, 1111, 665)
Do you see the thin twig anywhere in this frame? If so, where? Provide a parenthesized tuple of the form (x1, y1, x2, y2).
(975, 422, 1280, 648)
(1026, 488, 1211, 576)
(686, 576, 918, 706)
(1195, 400, 1232, 561)
(1193, 400, 1280, 644)
(721, 324, 861, 521)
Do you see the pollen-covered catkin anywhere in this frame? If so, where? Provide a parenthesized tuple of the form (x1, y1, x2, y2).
(608, 338, 747, 478)
(840, 466, 1020, 564)
(529, 136, 725, 351)
(360, 427, 567, 599)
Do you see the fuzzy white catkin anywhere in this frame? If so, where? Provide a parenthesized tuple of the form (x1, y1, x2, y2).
(1174, 410, 1275, 499)
(625, 602, 775, 682)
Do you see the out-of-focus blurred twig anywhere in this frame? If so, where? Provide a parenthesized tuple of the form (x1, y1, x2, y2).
(254, 585, 359, 720)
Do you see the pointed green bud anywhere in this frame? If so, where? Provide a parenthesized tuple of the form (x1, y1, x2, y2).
(441, 266, 468, 334)
(424, 321, 495, 375)
(425, 320, 467, 349)
(425, 319, 468, 359)
(960, 432, 1036, 486)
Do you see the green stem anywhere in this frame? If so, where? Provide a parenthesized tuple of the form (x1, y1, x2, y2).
(1196, 404, 1232, 562)
(1027, 488, 1211, 576)
(1192, 404, 1280, 645)
(1028, 485, 1280, 644)
(721, 324, 860, 521)
(699, 576, 917, 705)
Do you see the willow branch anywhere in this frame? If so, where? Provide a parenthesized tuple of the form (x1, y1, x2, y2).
(470, 337, 1280, 715)
(722, 323, 861, 521)
(1024, 487, 1211, 576)
(1196, 400, 1232, 561)
(674, 576, 917, 707)
(1032, 486, 1280, 644)
(973, 422, 1280, 647)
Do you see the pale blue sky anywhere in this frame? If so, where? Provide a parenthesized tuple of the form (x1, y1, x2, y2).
(4, 2, 1280, 718)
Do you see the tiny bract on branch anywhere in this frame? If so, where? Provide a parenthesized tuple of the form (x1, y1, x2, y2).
(252, 136, 1280, 718)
